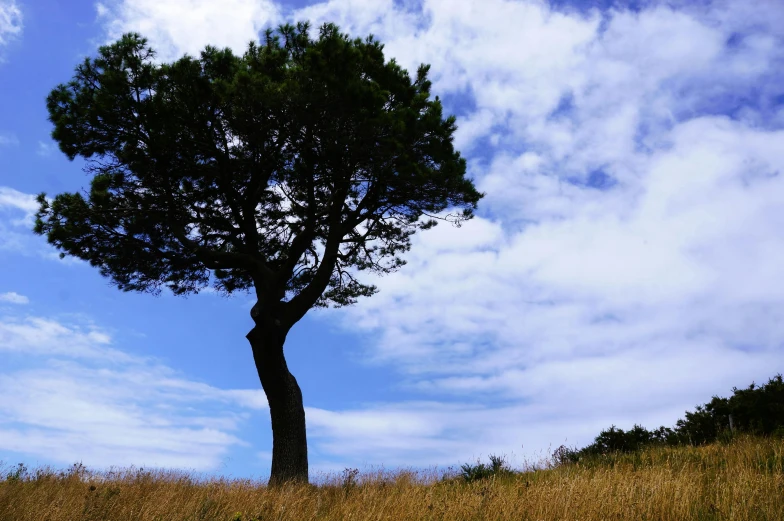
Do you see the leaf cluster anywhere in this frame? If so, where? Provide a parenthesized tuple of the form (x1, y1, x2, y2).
(458, 454, 515, 483)
(34, 22, 482, 323)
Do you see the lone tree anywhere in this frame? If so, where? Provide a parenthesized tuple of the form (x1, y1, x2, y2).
(34, 22, 483, 485)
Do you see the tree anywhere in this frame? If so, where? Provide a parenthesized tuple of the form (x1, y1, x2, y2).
(33, 22, 483, 485)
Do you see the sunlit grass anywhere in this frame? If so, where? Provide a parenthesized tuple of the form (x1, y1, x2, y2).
(1, 435, 782, 520)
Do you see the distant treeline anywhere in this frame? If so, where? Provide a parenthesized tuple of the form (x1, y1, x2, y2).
(554, 373, 784, 465)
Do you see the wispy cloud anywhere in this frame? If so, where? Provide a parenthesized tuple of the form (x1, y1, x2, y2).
(36, 141, 56, 157)
(0, 310, 268, 471)
(0, 291, 28, 304)
(0, 186, 45, 254)
(0, 133, 19, 147)
(0, 0, 22, 52)
(1, 315, 133, 362)
(0, 187, 80, 261)
(0, 186, 37, 216)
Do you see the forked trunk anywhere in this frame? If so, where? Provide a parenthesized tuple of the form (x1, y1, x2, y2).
(246, 314, 308, 486)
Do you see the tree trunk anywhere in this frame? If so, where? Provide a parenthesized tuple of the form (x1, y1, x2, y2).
(246, 313, 308, 486)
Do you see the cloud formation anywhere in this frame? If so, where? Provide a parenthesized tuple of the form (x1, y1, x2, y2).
(0, 291, 28, 304)
(0, 310, 268, 471)
(0, 187, 36, 218)
(0, 291, 30, 304)
(96, 0, 281, 62)
(0, 186, 47, 255)
(60, 0, 784, 474)
(300, 0, 784, 465)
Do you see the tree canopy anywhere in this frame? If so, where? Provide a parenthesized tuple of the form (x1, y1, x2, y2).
(35, 22, 482, 327)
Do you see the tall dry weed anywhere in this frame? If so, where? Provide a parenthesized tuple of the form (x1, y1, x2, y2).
(1, 435, 781, 520)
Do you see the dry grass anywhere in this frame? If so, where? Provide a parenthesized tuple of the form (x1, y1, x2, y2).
(1, 435, 782, 521)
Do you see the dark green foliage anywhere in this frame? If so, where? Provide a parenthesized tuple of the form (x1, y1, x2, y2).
(571, 424, 678, 460)
(594, 424, 654, 454)
(551, 444, 581, 466)
(459, 454, 514, 483)
(675, 374, 784, 444)
(555, 374, 784, 466)
(34, 22, 482, 323)
(723, 374, 784, 435)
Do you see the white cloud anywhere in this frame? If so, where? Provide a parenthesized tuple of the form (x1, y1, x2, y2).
(0, 291, 28, 304)
(0, 186, 47, 255)
(291, 0, 784, 467)
(0, 315, 136, 362)
(0, 187, 83, 261)
(0, 312, 268, 471)
(96, 0, 281, 62)
(293, 0, 424, 48)
(0, 186, 37, 217)
(65, 0, 784, 474)
(0, 1, 21, 51)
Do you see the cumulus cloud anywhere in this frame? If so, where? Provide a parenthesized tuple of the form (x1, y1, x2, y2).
(95, 0, 281, 62)
(0, 311, 268, 471)
(294, 0, 784, 466)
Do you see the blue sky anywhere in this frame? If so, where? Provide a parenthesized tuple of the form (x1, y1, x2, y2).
(1, 0, 783, 484)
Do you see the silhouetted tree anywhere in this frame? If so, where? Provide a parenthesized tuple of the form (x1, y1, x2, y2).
(33, 22, 483, 485)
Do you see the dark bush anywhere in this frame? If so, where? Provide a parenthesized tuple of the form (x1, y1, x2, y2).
(556, 374, 784, 466)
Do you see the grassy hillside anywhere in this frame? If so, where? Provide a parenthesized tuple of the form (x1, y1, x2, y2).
(1, 434, 782, 521)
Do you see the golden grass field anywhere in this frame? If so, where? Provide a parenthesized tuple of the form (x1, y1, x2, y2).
(1, 435, 782, 521)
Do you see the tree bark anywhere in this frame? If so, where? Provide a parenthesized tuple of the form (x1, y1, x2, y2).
(246, 310, 308, 486)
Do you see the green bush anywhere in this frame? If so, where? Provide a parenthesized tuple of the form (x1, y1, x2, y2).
(554, 373, 784, 467)
(459, 454, 514, 483)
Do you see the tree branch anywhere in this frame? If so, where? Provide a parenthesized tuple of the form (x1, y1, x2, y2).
(282, 177, 350, 325)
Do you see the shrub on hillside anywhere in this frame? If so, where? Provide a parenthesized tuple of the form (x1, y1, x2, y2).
(553, 374, 784, 467)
